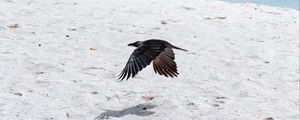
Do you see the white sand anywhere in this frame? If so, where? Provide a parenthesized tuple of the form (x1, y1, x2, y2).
(0, 0, 299, 120)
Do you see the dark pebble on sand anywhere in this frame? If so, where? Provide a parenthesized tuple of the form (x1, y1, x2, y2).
(12, 92, 22, 96)
(161, 20, 167, 25)
(212, 104, 219, 107)
(264, 117, 274, 120)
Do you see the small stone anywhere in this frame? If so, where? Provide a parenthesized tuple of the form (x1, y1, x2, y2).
(90, 48, 96, 50)
(187, 102, 195, 106)
(161, 20, 167, 25)
(182, 7, 196, 11)
(38, 44, 42, 46)
(7, 24, 19, 29)
(66, 35, 70, 37)
(153, 27, 160, 30)
(212, 104, 219, 107)
(91, 91, 98, 94)
(68, 28, 76, 31)
(72, 80, 77, 83)
(264, 117, 274, 120)
(35, 71, 44, 75)
(216, 96, 227, 99)
(66, 113, 70, 118)
(12, 92, 22, 96)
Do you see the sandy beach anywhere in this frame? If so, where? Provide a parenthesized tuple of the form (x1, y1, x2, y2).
(0, 0, 299, 120)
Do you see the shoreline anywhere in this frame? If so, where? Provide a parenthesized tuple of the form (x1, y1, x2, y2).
(217, 0, 299, 12)
(221, 0, 299, 10)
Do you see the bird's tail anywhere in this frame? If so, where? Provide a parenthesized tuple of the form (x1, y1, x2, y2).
(171, 45, 188, 51)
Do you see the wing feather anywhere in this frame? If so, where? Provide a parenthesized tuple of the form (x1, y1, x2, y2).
(119, 45, 161, 80)
(152, 48, 178, 78)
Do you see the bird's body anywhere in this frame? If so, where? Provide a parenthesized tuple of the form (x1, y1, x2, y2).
(119, 39, 187, 80)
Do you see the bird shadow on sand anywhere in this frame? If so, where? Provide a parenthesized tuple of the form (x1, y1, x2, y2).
(95, 103, 157, 120)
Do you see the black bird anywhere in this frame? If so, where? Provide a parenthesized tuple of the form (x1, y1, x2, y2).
(119, 39, 187, 80)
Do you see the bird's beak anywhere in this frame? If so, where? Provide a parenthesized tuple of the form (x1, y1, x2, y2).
(128, 43, 135, 46)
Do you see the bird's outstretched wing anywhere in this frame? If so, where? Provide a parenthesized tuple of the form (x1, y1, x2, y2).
(119, 45, 162, 80)
(153, 48, 178, 77)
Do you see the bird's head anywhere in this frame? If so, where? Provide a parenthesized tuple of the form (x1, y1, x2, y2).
(128, 41, 142, 47)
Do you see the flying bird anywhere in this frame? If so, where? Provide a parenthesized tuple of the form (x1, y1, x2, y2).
(118, 39, 187, 80)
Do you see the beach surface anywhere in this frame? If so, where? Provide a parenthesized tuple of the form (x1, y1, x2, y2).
(0, 0, 299, 120)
